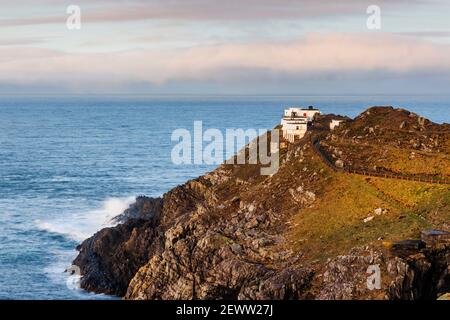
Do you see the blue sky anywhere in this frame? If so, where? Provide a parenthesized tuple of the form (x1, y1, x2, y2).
(1, 0, 450, 94)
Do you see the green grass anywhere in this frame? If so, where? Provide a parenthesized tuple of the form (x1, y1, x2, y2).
(286, 172, 450, 262)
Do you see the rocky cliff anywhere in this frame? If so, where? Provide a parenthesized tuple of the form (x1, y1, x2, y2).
(73, 106, 450, 300)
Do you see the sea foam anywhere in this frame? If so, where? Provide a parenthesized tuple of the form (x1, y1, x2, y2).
(35, 196, 136, 242)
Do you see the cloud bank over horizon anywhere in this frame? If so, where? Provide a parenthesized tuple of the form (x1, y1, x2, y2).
(1, 0, 450, 94)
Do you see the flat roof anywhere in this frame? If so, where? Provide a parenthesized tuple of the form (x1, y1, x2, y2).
(285, 106, 320, 111)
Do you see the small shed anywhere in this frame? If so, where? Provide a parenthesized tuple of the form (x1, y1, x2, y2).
(421, 230, 450, 246)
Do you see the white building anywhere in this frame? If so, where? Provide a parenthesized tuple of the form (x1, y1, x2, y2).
(281, 106, 320, 143)
(283, 106, 321, 122)
(330, 119, 344, 130)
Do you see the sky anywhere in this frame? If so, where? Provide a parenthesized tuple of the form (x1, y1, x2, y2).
(1, 0, 450, 95)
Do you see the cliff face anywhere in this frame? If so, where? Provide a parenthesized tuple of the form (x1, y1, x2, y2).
(316, 246, 450, 300)
(75, 168, 319, 299)
(73, 106, 450, 300)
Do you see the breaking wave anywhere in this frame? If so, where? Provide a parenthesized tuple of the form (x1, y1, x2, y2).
(36, 196, 135, 242)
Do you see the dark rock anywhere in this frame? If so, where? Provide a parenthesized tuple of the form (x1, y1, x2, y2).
(112, 196, 162, 223)
(73, 218, 159, 296)
(239, 268, 314, 300)
(388, 246, 450, 299)
(390, 240, 426, 258)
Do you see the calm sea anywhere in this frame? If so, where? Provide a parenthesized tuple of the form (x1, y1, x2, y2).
(0, 95, 448, 299)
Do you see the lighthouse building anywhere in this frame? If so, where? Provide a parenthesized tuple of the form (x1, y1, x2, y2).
(281, 106, 320, 143)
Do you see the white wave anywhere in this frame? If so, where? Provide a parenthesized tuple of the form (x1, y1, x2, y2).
(35, 196, 136, 242)
(43, 249, 116, 299)
(43, 249, 79, 285)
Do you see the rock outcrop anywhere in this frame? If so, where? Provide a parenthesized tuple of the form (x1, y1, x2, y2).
(317, 245, 450, 300)
(73, 215, 159, 296)
(73, 107, 450, 300)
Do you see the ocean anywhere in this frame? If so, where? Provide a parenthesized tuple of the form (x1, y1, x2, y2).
(0, 95, 448, 299)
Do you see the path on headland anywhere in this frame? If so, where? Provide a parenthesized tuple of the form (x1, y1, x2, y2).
(309, 136, 450, 185)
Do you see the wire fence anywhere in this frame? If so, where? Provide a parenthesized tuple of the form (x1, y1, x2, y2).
(309, 136, 450, 185)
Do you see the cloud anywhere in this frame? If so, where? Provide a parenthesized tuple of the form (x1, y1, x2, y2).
(0, 0, 425, 26)
(1, 1, 448, 94)
(0, 37, 45, 46)
(397, 31, 450, 38)
(1, 33, 450, 91)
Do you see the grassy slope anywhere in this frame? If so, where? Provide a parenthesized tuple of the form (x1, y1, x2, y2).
(321, 106, 450, 179)
(325, 141, 450, 178)
(285, 152, 450, 263)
